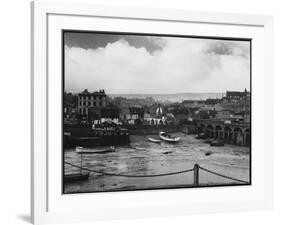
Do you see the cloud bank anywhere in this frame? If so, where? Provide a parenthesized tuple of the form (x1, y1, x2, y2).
(65, 35, 250, 94)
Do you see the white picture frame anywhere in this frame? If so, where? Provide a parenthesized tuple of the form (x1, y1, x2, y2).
(31, 1, 273, 224)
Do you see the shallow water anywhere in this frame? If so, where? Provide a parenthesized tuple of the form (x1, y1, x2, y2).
(64, 133, 250, 193)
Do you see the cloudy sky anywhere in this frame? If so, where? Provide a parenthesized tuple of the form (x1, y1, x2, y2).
(64, 32, 250, 94)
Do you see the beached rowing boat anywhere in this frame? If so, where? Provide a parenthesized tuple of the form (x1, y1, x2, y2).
(195, 133, 206, 139)
(159, 132, 180, 143)
(76, 146, 115, 154)
(147, 137, 161, 143)
(210, 140, 224, 146)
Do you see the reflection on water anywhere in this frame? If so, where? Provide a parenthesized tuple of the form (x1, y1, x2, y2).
(64, 133, 250, 193)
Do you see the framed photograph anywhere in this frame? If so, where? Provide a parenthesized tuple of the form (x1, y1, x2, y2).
(31, 1, 273, 224)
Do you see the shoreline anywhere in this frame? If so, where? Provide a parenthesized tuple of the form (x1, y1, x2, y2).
(64, 133, 250, 194)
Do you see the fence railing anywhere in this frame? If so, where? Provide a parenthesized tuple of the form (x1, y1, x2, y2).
(64, 162, 249, 186)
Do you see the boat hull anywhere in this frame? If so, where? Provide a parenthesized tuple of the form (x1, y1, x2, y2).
(204, 150, 212, 156)
(147, 138, 161, 143)
(195, 133, 206, 139)
(210, 141, 224, 146)
(159, 132, 180, 143)
(76, 146, 115, 154)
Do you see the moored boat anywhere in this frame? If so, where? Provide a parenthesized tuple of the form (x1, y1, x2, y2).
(195, 133, 206, 139)
(204, 150, 212, 156)
(147, 137, 161, 143)
(76, 146, 115, 154)
(210, 140, 224, 146)
(159, 132, 180, 143)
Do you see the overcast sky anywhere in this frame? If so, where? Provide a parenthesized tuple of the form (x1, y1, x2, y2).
(64, 32, 250, 94)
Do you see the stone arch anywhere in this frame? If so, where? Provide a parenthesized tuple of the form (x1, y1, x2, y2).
(206, 124, 214, 138)
(234, 127, 242, 133)
(234, 127, 243, 145)
(200, 124, 206, 133)
(224, 126, 232, 143)
(215, 125, 223, 139)
(244, 128, 251, 146)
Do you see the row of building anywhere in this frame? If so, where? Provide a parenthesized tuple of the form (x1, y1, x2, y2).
(64, 88, 250, 125)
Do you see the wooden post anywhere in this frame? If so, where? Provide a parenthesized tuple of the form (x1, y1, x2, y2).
(193, 164, 199, 187)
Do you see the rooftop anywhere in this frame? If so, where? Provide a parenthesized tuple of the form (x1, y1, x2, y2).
(226, 89, 249, 97)
(79, 89, 106, 96)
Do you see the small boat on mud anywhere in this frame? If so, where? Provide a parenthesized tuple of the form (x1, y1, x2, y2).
(64, 172, 89, 182)
(204, 150, 212, 156)
(76, 146, 115, 154)
(159, 132, 180, 143)
(210, 140, 224, 146)
(195, 133, 206, 139)
(147, 137, 161, 143)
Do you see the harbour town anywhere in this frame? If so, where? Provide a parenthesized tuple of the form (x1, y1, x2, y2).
(63, 88, 250, 193)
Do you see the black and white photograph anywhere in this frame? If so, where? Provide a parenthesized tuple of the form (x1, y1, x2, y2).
(63, 31, 251, 194)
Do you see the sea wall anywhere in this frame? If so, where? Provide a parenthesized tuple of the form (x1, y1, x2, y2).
(64, 124, 130, 148)
(64, 134, 130, 148)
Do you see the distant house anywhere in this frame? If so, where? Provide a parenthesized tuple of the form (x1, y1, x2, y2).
(127, 119, 135, 125)
(143, 112, 151, 120)
(129, 107, 144, 119)
(230, 113, 244, 122)
(145, 118, 166, 125)
(216, 110, 232, 120)
(100, 107, 119, 119)
(125, 114, 132, 121)
(166, 113, 174, 118)
(92, 118, 122, 129)
(205, 98, 220, 105)
(78, 89, 107, 116)
(64, 103, 77, 118)
(119, 107, 130, 121)
(216, 110, 245, 122)
(64, 103, 78, 124)
(195, 109, 216, 119)
(225, 89, 250, 102)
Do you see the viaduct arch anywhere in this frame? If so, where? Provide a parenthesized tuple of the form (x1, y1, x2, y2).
(197, 119, 250, 146)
